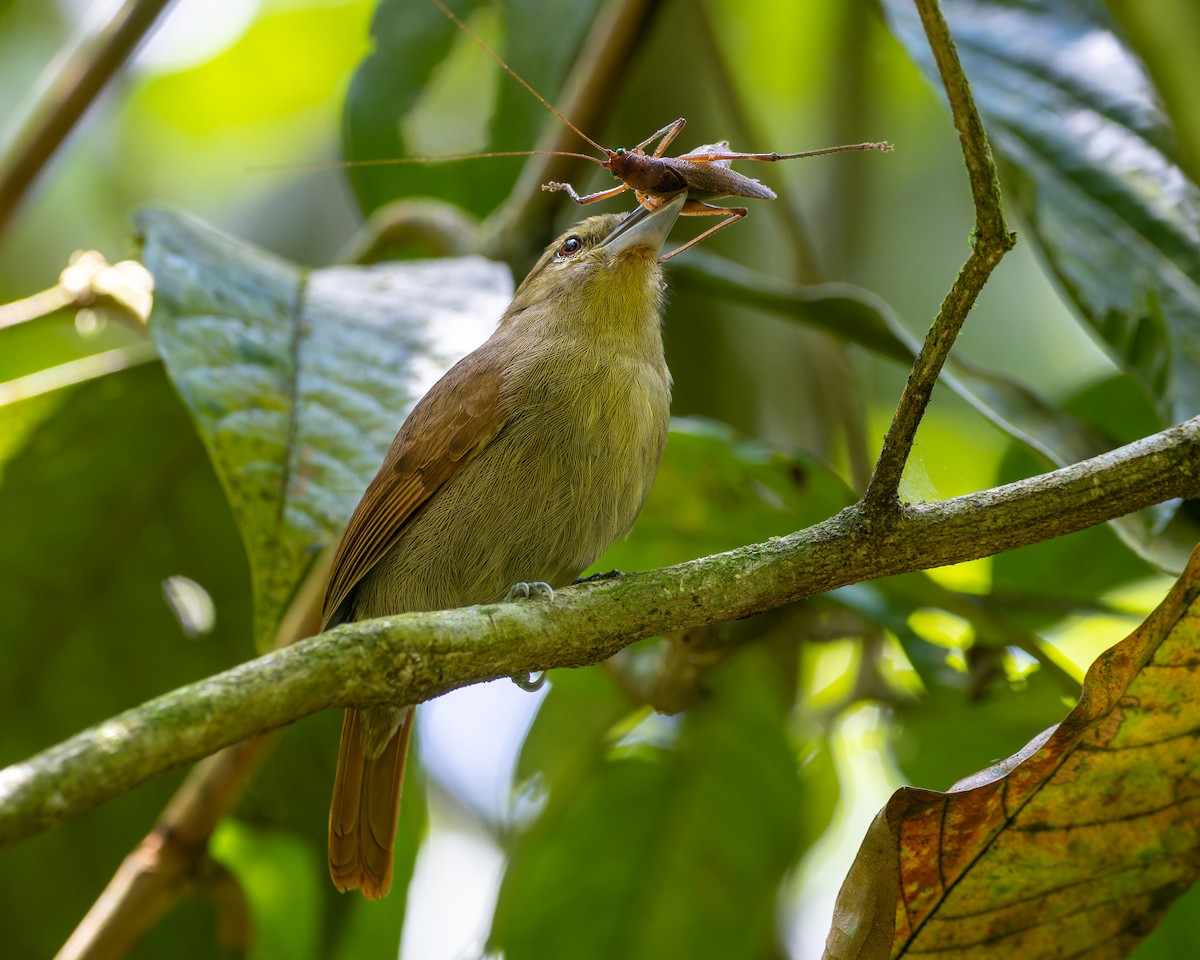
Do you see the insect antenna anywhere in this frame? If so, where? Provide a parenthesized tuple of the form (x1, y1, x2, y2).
(429, 0, 610, 157)
(250, 150, 608, 175)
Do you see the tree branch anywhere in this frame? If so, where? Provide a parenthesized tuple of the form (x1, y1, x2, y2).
(0, 0, 176, 238)
(479, 0, 666, 261)
(863, 0, 1016, 510)
(4, 414, 1198, 849)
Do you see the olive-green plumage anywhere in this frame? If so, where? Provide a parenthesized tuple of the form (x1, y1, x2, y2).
(325, 194, 685, 898)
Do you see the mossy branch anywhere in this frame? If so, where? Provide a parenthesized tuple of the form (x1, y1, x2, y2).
(4, 414, 1198, 849)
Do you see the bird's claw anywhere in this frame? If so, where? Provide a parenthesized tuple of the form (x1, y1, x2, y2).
(506, 581, 555, 602)
(511, 671, 548, 692)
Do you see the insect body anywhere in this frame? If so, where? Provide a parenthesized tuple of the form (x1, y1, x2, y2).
(430, 0, 892, 259)
(543, 118, 890, 259)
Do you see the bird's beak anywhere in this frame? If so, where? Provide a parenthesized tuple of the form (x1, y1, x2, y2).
(599, 192, 687, 259)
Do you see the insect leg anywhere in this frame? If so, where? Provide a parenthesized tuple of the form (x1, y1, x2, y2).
(657, 202, 748, 262)
(689, 142, 894, 163)
(543, 181, 631, 204)
(630, 118, 688, 157)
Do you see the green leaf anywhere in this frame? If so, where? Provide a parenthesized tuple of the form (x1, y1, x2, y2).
(513, 667, 631, 794)
(210, 821, 325, 960)
(0, 364, 252, 958)
(991, 375, 1162, 608)
(891, 666, 1072, 793)
(492, 647, 813, 960)
(884, 0, 1200, 426)
(138, 206, 511, 648)
(674, 253, 1194, 569)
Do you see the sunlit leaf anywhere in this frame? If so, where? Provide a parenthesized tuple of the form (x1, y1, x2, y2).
(824, 545, 1200, 960)
(138, 206, 511, 648)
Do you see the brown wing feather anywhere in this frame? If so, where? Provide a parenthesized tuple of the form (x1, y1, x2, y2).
(322, 346, 509, 627)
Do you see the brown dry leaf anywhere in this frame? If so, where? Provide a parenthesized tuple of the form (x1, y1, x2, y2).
(824, 545, 1200, 960)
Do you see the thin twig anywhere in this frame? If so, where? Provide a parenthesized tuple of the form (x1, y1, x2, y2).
(0, 0, 176, 238)
(0, 343, 159, 408)
(862, 0, 1016, 512)
(3, 414, 1198, 850)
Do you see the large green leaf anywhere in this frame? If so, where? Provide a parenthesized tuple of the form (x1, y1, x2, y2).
(138, 206, 511, 648)
(0, 365, 252, 958)
(884, 0, 1200, 428)
(675, 253, 1200, 571)
(492, 647, 815, 960)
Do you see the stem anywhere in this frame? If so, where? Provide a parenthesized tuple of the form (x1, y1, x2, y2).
(0, 0, 176, 238)
(480, 0, 666, 260)
(862, 0, 1015, 512)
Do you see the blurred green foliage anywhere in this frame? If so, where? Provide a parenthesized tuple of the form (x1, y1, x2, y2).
(1, 0, 1198, 958)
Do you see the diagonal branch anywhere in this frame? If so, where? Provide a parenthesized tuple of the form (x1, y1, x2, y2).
(863, 0, 1016, 511)
(479, 0, 667, 260)
(3, 414, 1198, 850)
(0, 0, 176, 238)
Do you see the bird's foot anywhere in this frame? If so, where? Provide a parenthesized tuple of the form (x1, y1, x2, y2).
(506, 583, 553, 690)
(511, 671, 548, 692)
(506, 581, 555, 602)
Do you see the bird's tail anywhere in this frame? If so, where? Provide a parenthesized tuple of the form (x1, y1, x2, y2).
(328, 706, 414, 899)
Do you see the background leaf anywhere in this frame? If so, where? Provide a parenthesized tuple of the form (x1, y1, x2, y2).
(342, 0, 604, 219)
(492, 645, 813, 960)
(140, 207, 511, 647)
(884, 0, 1200, 428)
(597, 417, 856, 572)
(0, 365, 252, 958)
(825, 545, 1200, 960)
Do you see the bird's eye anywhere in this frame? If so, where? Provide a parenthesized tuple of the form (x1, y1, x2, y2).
(557, 236, 584, 258)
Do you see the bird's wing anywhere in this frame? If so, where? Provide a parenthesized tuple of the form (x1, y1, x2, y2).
(322, 345, 508, 627)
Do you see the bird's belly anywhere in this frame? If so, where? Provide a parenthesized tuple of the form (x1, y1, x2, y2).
(352, 368, 668, 618)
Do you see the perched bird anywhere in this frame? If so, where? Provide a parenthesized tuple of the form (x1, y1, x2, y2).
(325, 192, 687, 898)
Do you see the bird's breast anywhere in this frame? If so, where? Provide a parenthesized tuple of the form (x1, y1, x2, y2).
(352, 347, 670, 618)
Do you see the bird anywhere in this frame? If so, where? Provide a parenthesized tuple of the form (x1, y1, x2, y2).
(325, 192, 687, 898)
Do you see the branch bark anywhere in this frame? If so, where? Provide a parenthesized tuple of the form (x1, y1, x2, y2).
(4, 414, 1198, 849)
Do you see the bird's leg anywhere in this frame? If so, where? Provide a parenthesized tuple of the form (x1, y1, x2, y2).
(506, 581, 555, 691)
